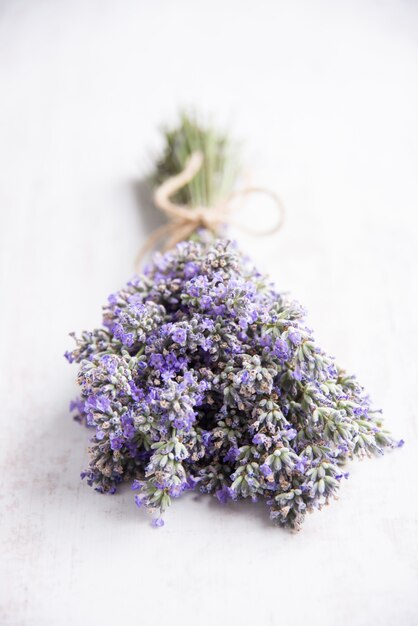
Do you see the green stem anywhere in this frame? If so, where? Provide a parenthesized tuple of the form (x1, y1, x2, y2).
(152, 112, 240, 209)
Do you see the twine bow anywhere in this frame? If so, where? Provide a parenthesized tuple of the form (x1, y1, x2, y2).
(136, 151, 285, 267)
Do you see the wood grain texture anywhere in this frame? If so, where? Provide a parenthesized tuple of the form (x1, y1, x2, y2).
(0, 1, 417, 625)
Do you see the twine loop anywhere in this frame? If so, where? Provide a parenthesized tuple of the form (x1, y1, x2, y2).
(136, 150, 285, 266)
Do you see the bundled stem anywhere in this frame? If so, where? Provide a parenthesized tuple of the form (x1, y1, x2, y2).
(152, 112, 240, 208)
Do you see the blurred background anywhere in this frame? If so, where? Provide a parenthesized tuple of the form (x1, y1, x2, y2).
(0, 1, 417, 625)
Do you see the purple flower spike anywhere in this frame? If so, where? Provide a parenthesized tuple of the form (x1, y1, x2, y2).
(151, 517, 165, 528)
(260, 463, 273, 478)
(135, 495, 145, 508)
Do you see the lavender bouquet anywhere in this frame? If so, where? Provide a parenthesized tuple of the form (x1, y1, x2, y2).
(66, 114, 402, 530)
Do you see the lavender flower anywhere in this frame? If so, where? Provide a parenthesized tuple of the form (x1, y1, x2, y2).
(66, 237, 401, 530)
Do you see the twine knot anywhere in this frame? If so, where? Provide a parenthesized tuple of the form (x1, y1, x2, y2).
(136, 151, 285, 267)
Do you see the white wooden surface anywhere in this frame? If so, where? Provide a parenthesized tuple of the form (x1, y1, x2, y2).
(1, 1, 417, 625)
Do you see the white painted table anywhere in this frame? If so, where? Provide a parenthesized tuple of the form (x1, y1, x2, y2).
(1, 1, 417, 625)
